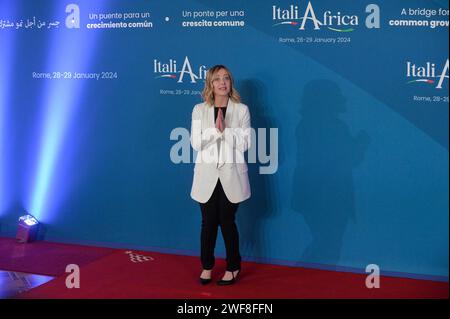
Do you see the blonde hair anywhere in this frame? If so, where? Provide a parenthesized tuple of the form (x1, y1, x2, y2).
(201, 65, 241, 106)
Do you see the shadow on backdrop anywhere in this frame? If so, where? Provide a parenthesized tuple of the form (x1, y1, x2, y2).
(291, 79, 370, 266)
(237, 79, 279, 261)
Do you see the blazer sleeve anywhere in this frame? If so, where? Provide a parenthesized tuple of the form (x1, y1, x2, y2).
(190, 105, 223, 152)
(224, 104, 251, 153)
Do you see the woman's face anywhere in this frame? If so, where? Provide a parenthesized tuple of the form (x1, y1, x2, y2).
(211, 68, 231, 98)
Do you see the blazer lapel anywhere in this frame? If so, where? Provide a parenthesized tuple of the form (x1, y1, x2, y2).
(208, 104, 215, 128)
(224, 98, 234, 127)
(217, 99, 234, 168)
(206, 104, 220, 165)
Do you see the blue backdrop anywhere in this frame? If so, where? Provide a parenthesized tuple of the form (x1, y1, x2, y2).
(0, 0, 448, 280)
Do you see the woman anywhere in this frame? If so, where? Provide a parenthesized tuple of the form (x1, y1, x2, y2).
(190, 65, 251, 285)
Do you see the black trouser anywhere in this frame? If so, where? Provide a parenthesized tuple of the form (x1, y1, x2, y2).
(200, 179, 241, 272)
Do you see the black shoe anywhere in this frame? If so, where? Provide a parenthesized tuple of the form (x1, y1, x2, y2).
(199, 270, 212, 285)
(199, 277, 212, 285)
(217, 270, 240, 286)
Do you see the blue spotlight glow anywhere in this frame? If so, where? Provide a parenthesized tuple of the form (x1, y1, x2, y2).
(30, 83, 83, 220)
(0, 1, 16, 216)
(28, 2, 105, 222)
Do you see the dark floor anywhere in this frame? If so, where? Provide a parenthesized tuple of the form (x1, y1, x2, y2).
(0, 270, 54, 299)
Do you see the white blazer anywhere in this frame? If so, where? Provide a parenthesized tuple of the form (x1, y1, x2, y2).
(190, 99, 251, 203)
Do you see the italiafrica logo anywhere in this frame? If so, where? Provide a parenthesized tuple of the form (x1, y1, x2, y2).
(272, 2, 380, 32)
(406, 59, 449, 89)
(154, 56, 207, 83)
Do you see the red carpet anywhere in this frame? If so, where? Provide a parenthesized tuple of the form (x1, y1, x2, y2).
(0, 237, 116, 276)
(12, 247, 448, 299)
